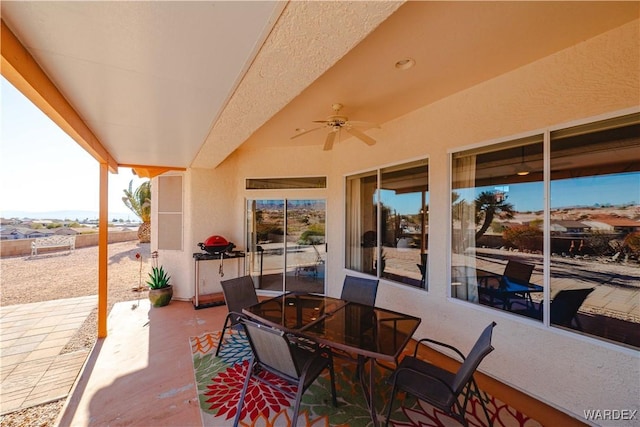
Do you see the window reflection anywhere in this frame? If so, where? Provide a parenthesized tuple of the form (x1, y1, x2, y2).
(550, 115, 640, 347)
(451, 112, 640, 349)
(451, 136, 544, 311)
(379, 162, 429, 288)
(346, 171, 377, 275)
(246, 199, 326, 294)
(346, 159, 429, 289)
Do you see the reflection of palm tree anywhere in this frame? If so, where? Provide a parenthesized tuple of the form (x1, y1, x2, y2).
(122, 180, 151, 243)
(474, 191, 515, 241)
(451, 192, 463, 221)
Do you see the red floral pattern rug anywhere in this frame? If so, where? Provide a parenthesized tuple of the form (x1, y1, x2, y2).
(190, 330, 541, 427)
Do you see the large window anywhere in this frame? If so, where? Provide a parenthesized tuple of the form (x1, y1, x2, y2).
(346, 159, 429, 289)
(451, 135, 544, 305)
(451, 112, 640, 349)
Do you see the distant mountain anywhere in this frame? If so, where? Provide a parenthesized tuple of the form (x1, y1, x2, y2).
(1, 210, 138, 222)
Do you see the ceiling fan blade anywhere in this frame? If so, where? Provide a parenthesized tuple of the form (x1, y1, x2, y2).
(323, 130, 337, 151)
(346, 121, 380, 129)
(290, 126, 322, 140)
(346, 127, 376, 146)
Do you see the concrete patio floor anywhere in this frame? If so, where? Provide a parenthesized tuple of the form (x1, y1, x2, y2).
(0, 287, 589, 426)
(51, 296, 586, 427)
(58, 298, 226, 426)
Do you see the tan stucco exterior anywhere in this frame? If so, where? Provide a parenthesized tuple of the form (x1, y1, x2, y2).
(155, 20, 640, 423)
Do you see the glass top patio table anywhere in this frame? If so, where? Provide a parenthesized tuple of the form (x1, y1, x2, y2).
(242, 292, 421, 363)
(242, 292, 421, 426)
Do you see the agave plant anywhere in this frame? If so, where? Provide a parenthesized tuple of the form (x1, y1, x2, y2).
(122, 180, 151, 243)
(146, 265, 171, 290)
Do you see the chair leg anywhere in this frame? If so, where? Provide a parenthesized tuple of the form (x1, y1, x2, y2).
(454, 397, 470, 427)
(573, 315, 584, 331)
(291, 384, 306, 427)
(469, 378, 493, 427)
(233, 357, 254, 427)
(215, 315, 232, 357)
(328, 357, 338, 407)
(384, 382, 399, 427)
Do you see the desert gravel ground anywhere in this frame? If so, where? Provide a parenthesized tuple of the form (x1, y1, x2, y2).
(0, 240, 150, 427)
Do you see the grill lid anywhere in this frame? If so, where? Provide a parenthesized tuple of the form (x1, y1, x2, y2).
(197, 235, 235, 254)
(203, 235, 229, 247)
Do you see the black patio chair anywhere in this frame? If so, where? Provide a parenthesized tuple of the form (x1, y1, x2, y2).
(416, 253, 428, 288)
(385, 322, 497, 427)
(233, 318, 337, 427)
(333, 275, 380, 373)
(340, 275, 379, 306)
(216, 275, 259, 356)
(549, 288, 594, 330)
(480, 260, 534, 309)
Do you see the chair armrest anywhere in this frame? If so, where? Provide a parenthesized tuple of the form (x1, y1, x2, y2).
(413, 337, 466, 361)
(227, 311, 249, 326)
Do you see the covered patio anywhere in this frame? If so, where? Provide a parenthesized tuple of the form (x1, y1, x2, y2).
(2, 2, 638, 426)
(58, 299, 577, 426)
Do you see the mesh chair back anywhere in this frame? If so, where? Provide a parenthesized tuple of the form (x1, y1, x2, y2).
(451, 322, 496, 394)
(242, 319, 299, 379)
(503, 260, 534, 285)
(221, 276, 259, 324)
(341, 275, 379, 306)
(550, 288, 594, 326)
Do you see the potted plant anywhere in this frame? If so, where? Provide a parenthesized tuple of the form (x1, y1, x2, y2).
(147, 251, 173, 307)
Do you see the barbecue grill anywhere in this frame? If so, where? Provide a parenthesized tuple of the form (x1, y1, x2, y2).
(197, 235, 236, 255)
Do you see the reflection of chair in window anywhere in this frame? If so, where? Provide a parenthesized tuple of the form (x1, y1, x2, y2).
(549, 288, 594, 330)
(480, 260, 534, 309)
(216, 276, 258, 356)
(234, 318, 337, 426)
(518, 288, 594, 329)
(294, 244, 324, 277)
(502, 260, 536, 309)
(416, 253, 428, 288)
(385, 322, 496, 427)
(502, 260, 535, 284)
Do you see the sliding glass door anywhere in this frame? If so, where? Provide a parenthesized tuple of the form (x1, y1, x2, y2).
(246, 199, 326, 294)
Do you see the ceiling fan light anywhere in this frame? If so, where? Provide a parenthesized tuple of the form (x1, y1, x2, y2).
(516, 162, 531, 176)
(515, 146, 531, 176)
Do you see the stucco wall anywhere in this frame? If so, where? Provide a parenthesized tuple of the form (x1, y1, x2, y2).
(162, 20, 639, 424)
(0, 230, 138, 258)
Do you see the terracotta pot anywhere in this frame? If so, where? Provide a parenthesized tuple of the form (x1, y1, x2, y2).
(148, 285, 173, 307)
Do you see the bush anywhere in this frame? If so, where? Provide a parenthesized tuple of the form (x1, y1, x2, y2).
(623, 232, 640, 257)
(503, 225, 543, 252)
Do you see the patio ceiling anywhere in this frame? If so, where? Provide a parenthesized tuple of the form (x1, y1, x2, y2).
(1, 1, 638, 174)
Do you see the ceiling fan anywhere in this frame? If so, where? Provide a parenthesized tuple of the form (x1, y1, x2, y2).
(290, 103, 379, 151)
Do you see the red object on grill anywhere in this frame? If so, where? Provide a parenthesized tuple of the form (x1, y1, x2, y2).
(198, 235, 235, 254)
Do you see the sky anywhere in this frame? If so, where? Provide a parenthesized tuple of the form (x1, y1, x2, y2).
(383, 174, 639, 216)
(1, 77, 147, 220)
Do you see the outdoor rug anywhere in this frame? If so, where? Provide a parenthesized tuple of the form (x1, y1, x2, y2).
(190, 330, 541, 427)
